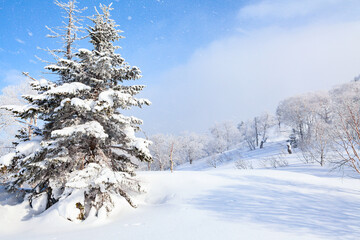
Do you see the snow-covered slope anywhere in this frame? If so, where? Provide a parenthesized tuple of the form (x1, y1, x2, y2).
(1, 140, 360, 240)
(176, 140, 295, 171)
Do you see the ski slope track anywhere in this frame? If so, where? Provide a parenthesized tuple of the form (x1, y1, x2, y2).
(1, 140, 360, 240)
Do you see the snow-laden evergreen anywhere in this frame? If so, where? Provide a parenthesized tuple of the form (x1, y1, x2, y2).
(1, 4, 151, 220)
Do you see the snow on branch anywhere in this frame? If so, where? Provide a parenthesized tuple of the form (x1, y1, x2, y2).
(51, 121, 108, 140)
(46, 82, 90, 95)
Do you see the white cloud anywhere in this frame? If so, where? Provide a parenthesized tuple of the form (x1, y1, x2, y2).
(27, 29, 33, 37)
(238, 0, 351, 20)
(15, 38, 25, 44)
(140, 20, 360, 134)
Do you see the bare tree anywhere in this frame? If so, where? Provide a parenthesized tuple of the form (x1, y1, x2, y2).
(45, 0, 87, 60)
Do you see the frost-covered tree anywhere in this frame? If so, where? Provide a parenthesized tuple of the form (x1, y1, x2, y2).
(148, 134, 182, 171)
(299, 92, 334, 165)
(1, 4, 151, 221)
(149, 132, 208, 170)
(148, 134, 171, 171)
(278, 92, 332, 139)
(276, 95, 311, 142)
(300, 117, 333, 166)
(329, 81, 360, 173)
(237, 120, 256, 150)
(0, 79, 37, 156)
(208, 121, 240, 153)
(236, 114, 275, 151)
(178, 132, 207, 165)
(277, 91, 334, 165)
(276, 93, 328, 144)
(258, 113, 276, 148)
(148, 134, 167, 171)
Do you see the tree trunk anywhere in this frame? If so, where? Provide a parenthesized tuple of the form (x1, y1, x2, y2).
(28, 118, 33, 140)
(169, 142, 174, 173)
(320, 151, 324, 166)
(66, 2, 73, 60)
(299, 123, 304, 141)
(287, 144, 292, 154)
(254, 117, 259, 147)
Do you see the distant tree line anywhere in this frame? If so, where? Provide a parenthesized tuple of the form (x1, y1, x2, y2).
(144, 80, 360, 174)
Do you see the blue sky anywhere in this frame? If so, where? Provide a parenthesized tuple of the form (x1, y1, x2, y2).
(0, 0, 243, 85)
(2, 0, 360, 134)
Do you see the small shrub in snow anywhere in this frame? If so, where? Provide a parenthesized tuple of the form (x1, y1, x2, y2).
(261, 153, 289, 168)
(270, 157, 289, 168)
(235, 159, 253, 170)
(207, 155, 222, 168)
(259, 159, 270, 168)
(300, 150, 316, 164)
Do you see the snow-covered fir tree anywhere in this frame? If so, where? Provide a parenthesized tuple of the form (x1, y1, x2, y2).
(1, 4, 151, 220)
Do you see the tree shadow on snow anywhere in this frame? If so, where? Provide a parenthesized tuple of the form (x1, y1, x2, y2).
(0, 184, 25, 206)
(277, 164, 360, 179)
(191, 176, 360, 239)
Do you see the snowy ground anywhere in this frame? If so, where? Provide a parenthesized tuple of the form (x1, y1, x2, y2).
(1, 141, 360, 240)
